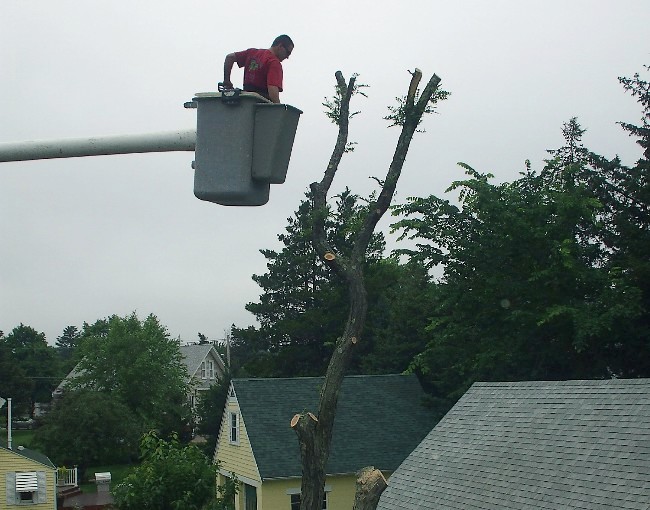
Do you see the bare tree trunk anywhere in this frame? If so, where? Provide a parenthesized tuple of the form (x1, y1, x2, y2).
(291, 69, 442, 510)
(353, 467, 388, 510)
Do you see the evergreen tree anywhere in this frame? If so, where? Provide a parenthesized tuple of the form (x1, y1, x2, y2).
(232, 190, 385, 377)
(55, 325, 81, 373)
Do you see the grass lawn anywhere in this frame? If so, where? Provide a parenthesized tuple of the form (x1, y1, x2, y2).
(0, 429, 35, 449)
(78, 463, 136, 493)
(1, 429, 136, 494)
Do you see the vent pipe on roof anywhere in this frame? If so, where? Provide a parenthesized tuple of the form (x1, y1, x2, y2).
(7, 398, 12, 450)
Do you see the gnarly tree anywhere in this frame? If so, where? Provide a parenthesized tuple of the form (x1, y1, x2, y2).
(290, 69, 446, 510)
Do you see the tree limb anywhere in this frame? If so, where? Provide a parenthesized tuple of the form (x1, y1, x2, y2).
(297, 69, 444, 510)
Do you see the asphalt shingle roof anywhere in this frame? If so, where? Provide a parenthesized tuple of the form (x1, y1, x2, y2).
(2, 446, 55, 468)
(180, 344, 220, 379)
(232, 374, 437, 480)
(377, 379, 650, 510)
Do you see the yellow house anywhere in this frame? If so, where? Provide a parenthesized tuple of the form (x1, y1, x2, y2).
(1, 445, 57, 510)
(214, 374, 437, 510)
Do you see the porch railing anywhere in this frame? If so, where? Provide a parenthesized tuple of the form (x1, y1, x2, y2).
(56, 466, 78, 487)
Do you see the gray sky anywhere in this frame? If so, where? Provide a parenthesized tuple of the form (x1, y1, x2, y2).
(1, 0, 648, 345)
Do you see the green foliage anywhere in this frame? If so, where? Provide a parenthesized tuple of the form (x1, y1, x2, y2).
(55, 325, 82, 373)
(617, 64, 650, 158)
(0, 324, 59, 416)
(71, 313, 190, 433)
(391, 86, 650, 413)
(384, 86, 450, 129)
(231, 190, 386, 377)
(113, 431, 237, 510)
(0, 430, 35, 449)
(322, 73, 368, 125)
(360, 259, 435, 374)
(76, 463, 133, 494)
(195, 373, 231, 456)
(33, 390, 141, 467)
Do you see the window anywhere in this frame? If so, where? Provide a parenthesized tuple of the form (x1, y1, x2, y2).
(200, 361, 206, 379)
(290, 492, 327, 510)
(229, 411, 239, 444)
(244, 483, 257, 510)
(208, 360, 214, 379)
(10, 471, 46, 505)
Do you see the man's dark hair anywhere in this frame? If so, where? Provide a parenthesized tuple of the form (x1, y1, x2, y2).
(272, 35, 294, 48)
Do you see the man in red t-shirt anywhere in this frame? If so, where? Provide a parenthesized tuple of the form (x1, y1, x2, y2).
(223, 35, 294, 104)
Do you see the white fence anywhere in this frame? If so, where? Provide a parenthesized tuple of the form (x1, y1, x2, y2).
(56, 466, 78, 487)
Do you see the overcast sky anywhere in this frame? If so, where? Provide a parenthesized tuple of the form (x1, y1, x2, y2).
(1, 0, 648, 345)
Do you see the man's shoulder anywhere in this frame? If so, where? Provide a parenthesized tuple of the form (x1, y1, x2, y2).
(257, 48, 279, 63)
(236, 48, 280, 70)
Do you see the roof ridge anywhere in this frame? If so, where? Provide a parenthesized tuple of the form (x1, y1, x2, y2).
(233, 373, 410, 382)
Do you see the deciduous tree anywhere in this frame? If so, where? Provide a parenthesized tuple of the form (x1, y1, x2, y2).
(33, 390, 140, 467)
(113, 431, 237, 510)
(391, 66, 650, 412)
(195, 372, 231, 456)
(71, 313, 190, 433)
(291, 69, 447, 510)
(0, 324, 59, 416)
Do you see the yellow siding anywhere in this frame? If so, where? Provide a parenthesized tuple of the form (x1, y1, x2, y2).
(213, 393, 394, 510)
(215, 398, 261, 485)
(0, 449, 56, 510)
(260, 474, 370, 510)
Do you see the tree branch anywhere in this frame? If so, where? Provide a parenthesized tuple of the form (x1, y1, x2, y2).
(354, 72, 441, 261)
(310, 72, 357, 279)
(297, 69, 445, 510)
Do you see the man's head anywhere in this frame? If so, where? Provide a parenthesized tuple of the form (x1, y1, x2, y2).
(271, 34, 294, 62)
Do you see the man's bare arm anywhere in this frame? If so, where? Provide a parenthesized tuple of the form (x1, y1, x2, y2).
(267, 85, 281, 104)
(223, 53, 236, 89)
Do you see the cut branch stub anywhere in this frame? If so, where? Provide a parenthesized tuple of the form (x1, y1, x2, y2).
(291, 412, 318, 429)
(353, 466, 388, 510)
(324, 252, 336, 261)
(407, 68, 422, 103)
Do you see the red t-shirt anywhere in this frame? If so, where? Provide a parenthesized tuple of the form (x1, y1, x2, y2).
(234, 48, 283, 93)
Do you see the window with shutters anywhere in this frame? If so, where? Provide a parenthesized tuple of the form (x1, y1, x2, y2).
(6, 470, 47, 505)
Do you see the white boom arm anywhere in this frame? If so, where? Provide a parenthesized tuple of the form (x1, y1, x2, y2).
(0, 129, 196, 162)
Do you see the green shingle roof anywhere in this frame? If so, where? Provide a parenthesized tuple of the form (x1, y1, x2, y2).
(2, 446, 55, 468)
(232, 374, 437, 480)
(378, 378, 650, 510)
